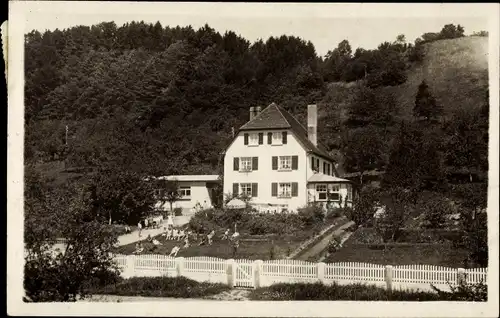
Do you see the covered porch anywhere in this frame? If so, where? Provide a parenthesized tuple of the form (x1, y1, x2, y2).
(307, 173, 353, 210)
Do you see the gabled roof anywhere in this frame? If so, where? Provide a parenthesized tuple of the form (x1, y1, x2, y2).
(238, 103, 336, 162)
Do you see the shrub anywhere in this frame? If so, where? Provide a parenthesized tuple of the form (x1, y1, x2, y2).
(431, 281, 487, 301)
(298, 204, 325, 227)
(249, 282, 441, 301)
(173, 207, 183, 216)
(92, 276, 230, 298)
(421, 197, 452, 229)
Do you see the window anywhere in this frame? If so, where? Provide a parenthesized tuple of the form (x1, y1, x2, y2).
(179, 187, 191, 198)
(240, 157, 252, 171)
(279, 183, 292, 198)
(240, 183, 252, 196)
(249, 133, 259, 146)
(272, 132, 282, 145)
(328, 184, 340, 201)
(279, 156, 292, 170)
(316, 184, 327, 200)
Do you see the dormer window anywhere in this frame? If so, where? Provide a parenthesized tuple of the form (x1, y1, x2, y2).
(249, 133, 259, 146)
(272, 132, 282, 145)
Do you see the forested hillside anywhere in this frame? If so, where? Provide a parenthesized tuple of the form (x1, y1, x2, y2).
(24, 22, 489, 188)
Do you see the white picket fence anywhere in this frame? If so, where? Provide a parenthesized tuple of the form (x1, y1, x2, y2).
(113, 254, 487, 292)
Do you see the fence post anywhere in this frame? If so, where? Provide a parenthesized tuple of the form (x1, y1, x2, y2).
(124, 254, 135, 278)
(385, 265, 393, 292)
(226, 259, 235, 288)
(317, 262, 326, 284)
(457, 268, 466, 286)
(254, 260, 263, 289)
(176, 257, 185, 277)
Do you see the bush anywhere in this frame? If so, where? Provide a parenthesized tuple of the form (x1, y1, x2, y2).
(432, 281, 487, 301)
(326, 207, 345, 221)
(91, 276, 230, 298)
(298, 204, 325, 227)
(173, 207, 183, 216)
(249, 282, 442, 301)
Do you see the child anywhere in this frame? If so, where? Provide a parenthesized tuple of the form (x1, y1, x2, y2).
(207, 230, 215, 246)
(137, 222, 142, 237)
(152, 238, 162, 246)
(183, 236, 190, 249)
(172, 228, 179, 241)
(146, 234, 152, 242)
(144, 218, 149, 229)
(178, 229, 185, 241)
(221, 229, 230, 240)
(169, 245, 180, 257)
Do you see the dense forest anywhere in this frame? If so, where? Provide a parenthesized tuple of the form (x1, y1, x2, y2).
(24, 22, 488, 188)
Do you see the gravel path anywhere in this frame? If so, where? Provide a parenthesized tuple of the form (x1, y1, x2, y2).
(296, 221, 354, 261)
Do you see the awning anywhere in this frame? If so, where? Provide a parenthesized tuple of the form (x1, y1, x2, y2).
(307, 173, 352, 183)
(226, 198, 246, 209)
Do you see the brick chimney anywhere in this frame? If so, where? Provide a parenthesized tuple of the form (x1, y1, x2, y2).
(249, 106, 262, 121)
(307, 104, 317, 146)
(249, 106, 256, 121)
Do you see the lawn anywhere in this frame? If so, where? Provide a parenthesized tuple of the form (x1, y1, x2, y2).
(113, 232, 311, 260)
(324, 243, 470, 268)
(89, 276, 230, 298)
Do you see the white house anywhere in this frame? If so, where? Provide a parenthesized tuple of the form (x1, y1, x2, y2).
(153, 175, 220, 212)
(223, 103, 353, 213)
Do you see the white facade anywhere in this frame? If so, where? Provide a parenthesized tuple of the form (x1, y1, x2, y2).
(154, 176, 219, 212)
(223, 129, 309, 212)
(222, 103, 353, 213)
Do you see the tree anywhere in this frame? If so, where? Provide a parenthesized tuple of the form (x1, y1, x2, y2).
(439, 24, 465, 39)
(413, 80, 442, 120)
(88, 169, 156, 225)
(374, 187, 412, 242)
(157, 179, 182, 214)
(384, 121, 447, 194)
(342, 126, 386, 185)
(348, 185, 379, 227)
(24, 182, 119, 302)
(444, 107, 489, 182)
(421, 196, 452, 229)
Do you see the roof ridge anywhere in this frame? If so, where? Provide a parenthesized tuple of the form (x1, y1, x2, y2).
(274, 103, 291, 127)
(252, 103, 274, 122)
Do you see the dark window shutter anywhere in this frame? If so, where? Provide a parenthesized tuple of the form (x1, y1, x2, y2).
(233, 183, 239, 195)
(267, 132, 272, 144)
(316, 158, 320, 170)
(244, 133, 249, 145)
(272, 156, 278, 170)
(233, 157, 239, 171)
(282, 131, 287, 144)
(271, 183, 278, 197)
(291, 182, 298, 197)
(252, 157, 258, 170)
(292, 156, 298, 170)
(258, 133, 263, 145)
(311, 157, 315, 170)
(323, 162, 326, 174)
(252, 183, 258, 197)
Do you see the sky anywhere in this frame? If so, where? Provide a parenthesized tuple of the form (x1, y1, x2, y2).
(19, 2, 492, 57)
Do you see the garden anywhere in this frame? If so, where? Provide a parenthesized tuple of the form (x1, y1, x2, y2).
(323, 187, 488, 269)
(112, 204, 348, 260)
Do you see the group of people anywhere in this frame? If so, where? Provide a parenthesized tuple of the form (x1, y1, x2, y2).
(132, 226, 241, 257)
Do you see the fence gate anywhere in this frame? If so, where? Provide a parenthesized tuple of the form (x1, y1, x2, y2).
(234, 259, 254, 288)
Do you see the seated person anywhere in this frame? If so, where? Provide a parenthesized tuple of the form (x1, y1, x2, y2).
(152, 238, 162, 246)
(168, 245, 180, 257)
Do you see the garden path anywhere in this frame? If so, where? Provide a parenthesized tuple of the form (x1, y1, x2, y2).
(296, 221, 354, 261)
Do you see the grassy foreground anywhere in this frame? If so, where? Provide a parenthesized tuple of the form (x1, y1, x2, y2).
(248, 282, 487, 301)
(89, 276, 230, 298)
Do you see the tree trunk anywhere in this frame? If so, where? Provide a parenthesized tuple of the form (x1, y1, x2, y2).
(109, 211, 112, 225)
